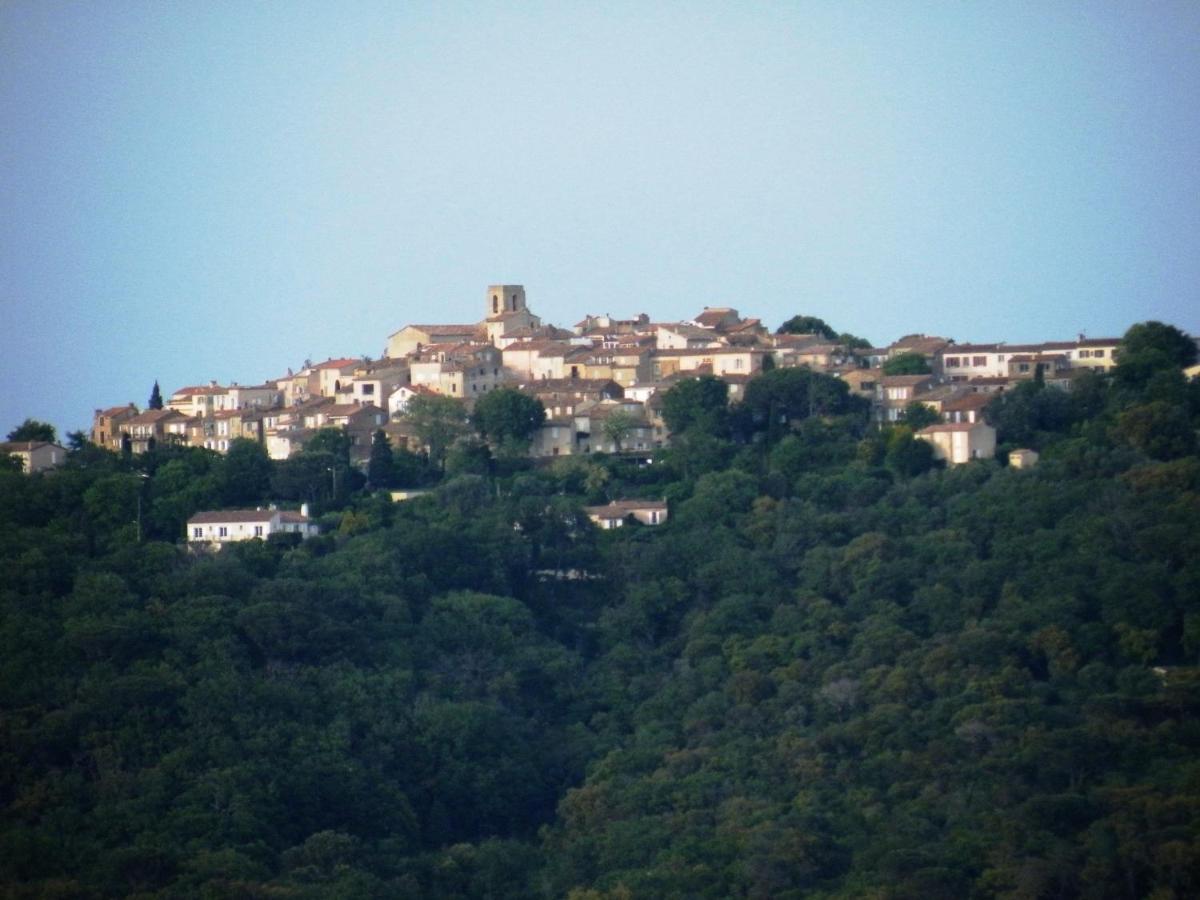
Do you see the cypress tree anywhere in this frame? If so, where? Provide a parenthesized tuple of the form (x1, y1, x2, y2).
(367, 429, 394, 489)
(149, 381, 164, 410)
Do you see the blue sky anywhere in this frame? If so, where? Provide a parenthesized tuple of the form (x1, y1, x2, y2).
(2, 2, 1197, 438)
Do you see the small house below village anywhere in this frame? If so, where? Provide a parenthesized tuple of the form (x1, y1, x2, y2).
(916, 422, 997, 465)
(0, 441, 66, 474)
(584, 499, 669, 529)
(186, 507, 319, 547)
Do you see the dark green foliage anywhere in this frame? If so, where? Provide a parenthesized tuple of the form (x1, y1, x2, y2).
(148, 380, 163, 410)
(367, 428, 394, 489)
(0, 319, 1197, 897)
(6, 418, 57, 443)
(986, 381, 1079, 447)
(405, 394, 469, 471)
(1118, 320, 1197, 369)
(661, 375, 729, 437)
(737, 367, 868, 444)
(472, 387, 546, 454)
(778, 313, 837, 338)
(881, 351, 931, 375)
(901, 400, 941, 430)
(220, 437, 272, 505)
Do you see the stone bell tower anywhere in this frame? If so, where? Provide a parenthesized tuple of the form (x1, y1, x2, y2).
(487, 285, 526, 318)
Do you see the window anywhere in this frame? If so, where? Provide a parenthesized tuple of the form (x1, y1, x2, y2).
(1094, 349, 1105, 357)
(192, 527, 203, 538)
(1018, 363, 1030, 373)
(973, 356, 987, 367)
(945, 356, 960, 367)
(362, 383, 374, 394)
(254, 525, 263, 536)
(218, 526, 228, 537)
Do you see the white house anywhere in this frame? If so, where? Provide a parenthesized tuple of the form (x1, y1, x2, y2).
(0, 441, 66, 474)
(186, 507, 319, 546)
(916, 422, 997, 465)
(584, 499, 669, 529)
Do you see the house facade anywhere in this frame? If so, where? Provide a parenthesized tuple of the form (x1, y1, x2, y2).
(186, 507, 319, 546)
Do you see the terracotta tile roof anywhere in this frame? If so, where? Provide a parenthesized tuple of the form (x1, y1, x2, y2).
(942, 393, 993, 411)
(585, 499, 668, 516)
(312, 357, 364, 370)
(693, 308, 737, 326)
(188, 509, 277, 524)
(918, 422, 991, 434)
(129, 408, 188, 424)
(0, 441, 58, 452)
(97, 404, 138, 417)
(880, 374, 932, 386)
(412, 324, 480, 336)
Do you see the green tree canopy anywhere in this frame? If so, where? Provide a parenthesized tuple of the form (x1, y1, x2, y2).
(777, 314, 837, 339)
(6, 418, 57, 443)
(471, 388, 546, 449)
(405, 394, 469, 471)
(305, 428, 352, 466)
(220, 438, 273, 505)
(148, 381, 164, 410)
(1115, 321, 1198, 389)
(600, 408, 638, 452)
(367, 429, 395, 489)
(1119, 321, 1198, 368)
(737, 367, 866, 443)
(881, 352, 931, 376)
(661, 376, 729, 437)
(902, 400, 941, 430)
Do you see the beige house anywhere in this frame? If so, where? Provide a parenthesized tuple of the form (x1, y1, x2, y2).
(91, 404, 139, 451)
(652, 347, 762, 379)
(610, 346, 654, 386)
(187, 507, 319, 546)
(575, 401, 657, 453)
(521, 379, 624, 419)
(168, 385, 227, 417)
(657, 323, 722, 350)
(341, 362, 411, 409)
(584, 499, 669, 529)
(409, 343, 504, 402)
(386, 323, 481, 360)
(916, 421, 997, 465)
(876, 374, 934, 423)
(222, 383, 280, 410)
(941, 392, 992, 424)
(530, 418, 577, 457)
(836, 368, 879, 401)
(1, 441, 66, 473)
(126, 408, 191, 453)
(1008, 448, 1040, 469)
(266, 428, 315, 461)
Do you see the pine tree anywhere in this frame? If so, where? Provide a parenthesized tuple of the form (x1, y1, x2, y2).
(367, 429, 394, 489)
(149, 381, 163, 410)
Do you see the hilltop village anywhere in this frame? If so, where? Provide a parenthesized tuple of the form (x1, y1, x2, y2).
(86, 284, 1122, 472)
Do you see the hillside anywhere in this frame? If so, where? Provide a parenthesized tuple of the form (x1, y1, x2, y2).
(1, 324, 1198, 898)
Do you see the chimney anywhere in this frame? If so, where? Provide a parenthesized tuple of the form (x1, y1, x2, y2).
(300, 502, 310, 518)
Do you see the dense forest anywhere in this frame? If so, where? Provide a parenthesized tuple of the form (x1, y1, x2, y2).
(2, 322, 1198, 898)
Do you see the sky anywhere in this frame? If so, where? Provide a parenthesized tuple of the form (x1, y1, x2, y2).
(2, 1, 1198, 439)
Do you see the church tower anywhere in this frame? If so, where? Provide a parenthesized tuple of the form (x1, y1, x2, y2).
(487, 285, 526, 318)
